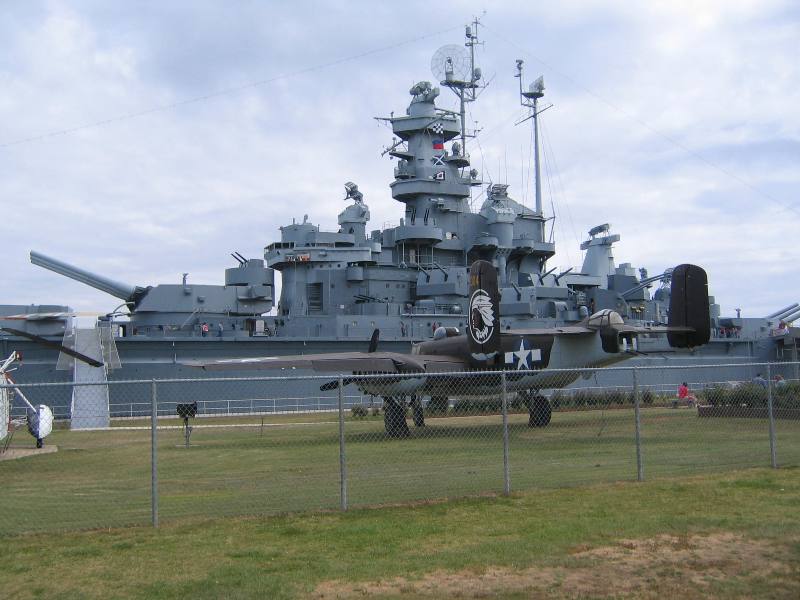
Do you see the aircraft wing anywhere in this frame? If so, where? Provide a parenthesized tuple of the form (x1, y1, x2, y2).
(184, 352, 468, 374)
(507, 324, 697, 337)
(614, 324, 696, 334)
(504, 326, 594, 336)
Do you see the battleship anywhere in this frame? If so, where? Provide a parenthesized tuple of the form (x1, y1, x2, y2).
(2, 23, 798, 421)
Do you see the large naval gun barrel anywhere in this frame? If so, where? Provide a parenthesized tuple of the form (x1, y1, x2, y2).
(769, 303, 800, 321)
(781, 308, 800, 324)
(30, 251, 147, 302)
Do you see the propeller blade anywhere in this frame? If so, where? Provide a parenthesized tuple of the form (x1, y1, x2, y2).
(320, 377, 355, 392)
(368, 329, 380, 353)
(0, 327, 104, 368)
(320, 380, 340, 391)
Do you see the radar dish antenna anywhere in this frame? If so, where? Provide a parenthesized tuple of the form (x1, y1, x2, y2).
(431, 44, 470, 82)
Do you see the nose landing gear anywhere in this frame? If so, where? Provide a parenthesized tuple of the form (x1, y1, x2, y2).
(382, 396, 410, 438)
(382, 394, 426, 437)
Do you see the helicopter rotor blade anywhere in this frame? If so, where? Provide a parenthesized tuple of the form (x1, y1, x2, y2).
(0, 327, 104, 368)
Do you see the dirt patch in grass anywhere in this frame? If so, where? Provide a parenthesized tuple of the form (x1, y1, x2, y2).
(0, 446, 58, 461)
(313, 532, 796, 598)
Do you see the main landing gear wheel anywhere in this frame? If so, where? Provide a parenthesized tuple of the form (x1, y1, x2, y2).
(411, 395, 425, 427)
(383, 396, 410, 438)
(520, 390, 552, 428)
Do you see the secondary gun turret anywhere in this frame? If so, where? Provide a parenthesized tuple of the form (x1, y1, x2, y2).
(31, 251, 149, 305)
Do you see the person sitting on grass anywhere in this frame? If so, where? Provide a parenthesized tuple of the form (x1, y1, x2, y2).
(677, 382, 697, 407)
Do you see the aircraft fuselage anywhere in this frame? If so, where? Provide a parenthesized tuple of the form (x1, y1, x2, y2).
(356, 331, 631, 397)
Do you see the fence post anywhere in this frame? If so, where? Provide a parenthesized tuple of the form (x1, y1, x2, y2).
(338, 375, 348, 511)
(150, 379, 159, 528)
(766, 364, 778, 468)
(633, 368, 644, 482)
(501, 371, 510, 495)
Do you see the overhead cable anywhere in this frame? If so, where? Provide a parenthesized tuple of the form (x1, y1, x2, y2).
(0, 25, 460, 149)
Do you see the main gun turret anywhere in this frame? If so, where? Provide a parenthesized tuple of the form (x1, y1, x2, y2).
(30, 251, 149, 305)
(30, 250, 275, 335)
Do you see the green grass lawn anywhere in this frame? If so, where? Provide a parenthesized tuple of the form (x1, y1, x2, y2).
(1, 468, 798, 599)
(1, 406, 798, 535)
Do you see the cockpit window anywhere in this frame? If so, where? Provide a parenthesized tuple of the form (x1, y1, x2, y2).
(587, 309, 624, 329)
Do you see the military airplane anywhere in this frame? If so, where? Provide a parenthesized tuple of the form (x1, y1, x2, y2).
(186, 260, 710, 437)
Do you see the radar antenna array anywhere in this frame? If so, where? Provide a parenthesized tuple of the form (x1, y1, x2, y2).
(428, 17, 484, 153)
(431, 44, 471, 82)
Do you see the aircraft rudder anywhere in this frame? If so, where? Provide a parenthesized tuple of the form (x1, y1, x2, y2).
(468, 261, 501, 360)
(668, 264, 711, 348)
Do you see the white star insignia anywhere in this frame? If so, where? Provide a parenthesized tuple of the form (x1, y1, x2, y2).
(505, 340, 541, 370)
(513, 340, 532, 370)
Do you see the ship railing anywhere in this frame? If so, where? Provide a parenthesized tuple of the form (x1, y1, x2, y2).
(6, 361, 799, 423)
(106, 395, 369, 420)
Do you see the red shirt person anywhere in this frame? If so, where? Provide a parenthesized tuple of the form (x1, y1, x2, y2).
(677, 382, 696, 404)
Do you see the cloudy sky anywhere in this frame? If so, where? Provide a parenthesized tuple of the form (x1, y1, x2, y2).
(2, 0, 798, 318)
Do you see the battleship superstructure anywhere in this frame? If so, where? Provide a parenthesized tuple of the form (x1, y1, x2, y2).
(2, 23, 798, 419)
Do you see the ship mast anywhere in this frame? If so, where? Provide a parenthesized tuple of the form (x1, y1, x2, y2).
(515, 60, 548, 216)
(463, 17, 481, 147)
(437, 18, 482, 151)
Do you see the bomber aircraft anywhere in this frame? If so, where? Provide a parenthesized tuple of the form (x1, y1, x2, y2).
(186, 261, 710, 437)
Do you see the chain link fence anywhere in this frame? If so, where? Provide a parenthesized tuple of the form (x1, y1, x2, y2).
(1, 361, 798, 534)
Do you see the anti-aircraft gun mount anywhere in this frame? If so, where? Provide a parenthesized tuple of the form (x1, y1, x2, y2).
(30, 251, 275, 337)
